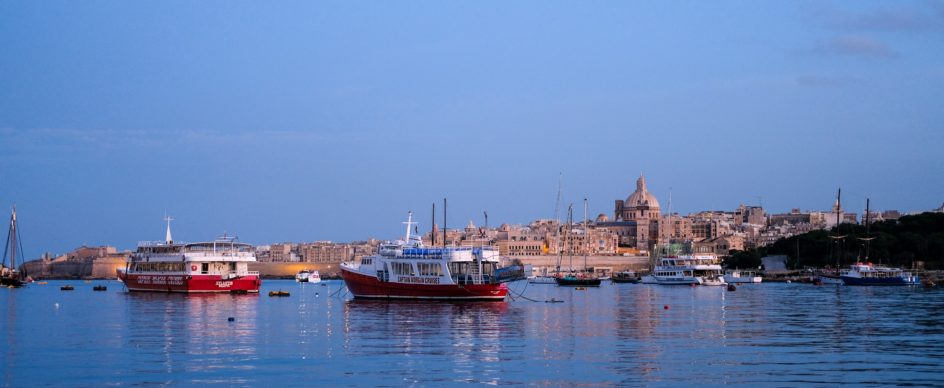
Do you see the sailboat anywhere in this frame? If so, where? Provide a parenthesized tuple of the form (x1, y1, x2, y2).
(817, 189, 846, 285)
(839, 198, 918, 286)
(2, 206, 28, 287)
(530, 174, 563, 285)
(555, 199, 601, 287)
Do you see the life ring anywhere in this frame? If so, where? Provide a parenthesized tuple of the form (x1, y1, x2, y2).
(191, 265, 198, 271)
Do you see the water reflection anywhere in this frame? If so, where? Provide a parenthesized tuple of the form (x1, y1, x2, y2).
(124, 292, 259, 384)
(343, 299, 513, 384)
(3, 280, 944, 386)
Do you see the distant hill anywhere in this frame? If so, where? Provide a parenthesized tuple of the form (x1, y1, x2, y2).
(765, 212, 944, 270)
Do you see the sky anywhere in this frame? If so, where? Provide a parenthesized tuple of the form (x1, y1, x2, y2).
(1, 1, 942, 255)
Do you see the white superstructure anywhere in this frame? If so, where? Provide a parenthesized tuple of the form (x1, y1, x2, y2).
(652, 254, 726, 286)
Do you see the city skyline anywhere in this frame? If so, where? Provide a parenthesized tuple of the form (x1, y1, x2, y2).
(2, 1, 942, 254)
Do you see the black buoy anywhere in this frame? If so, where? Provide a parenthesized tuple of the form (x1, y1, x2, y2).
(727, 284, 737, 291)
(60, 285, 74, 291)
(93, 285, 107, 291)
(228, 317, 235, 322)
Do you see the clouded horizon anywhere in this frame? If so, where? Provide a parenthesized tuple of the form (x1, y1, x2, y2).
(1, 1, 942, 255)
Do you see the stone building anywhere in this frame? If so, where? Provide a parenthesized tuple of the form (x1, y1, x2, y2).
(298, 241, 355, 263)
(598, 175, 662, 251)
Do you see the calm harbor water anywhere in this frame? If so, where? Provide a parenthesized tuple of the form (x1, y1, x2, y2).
(2, 280, 944, 386)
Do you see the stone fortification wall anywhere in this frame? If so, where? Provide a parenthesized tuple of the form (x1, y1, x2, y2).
(514, 255, 651, 272)
(21, 257, 128, 279)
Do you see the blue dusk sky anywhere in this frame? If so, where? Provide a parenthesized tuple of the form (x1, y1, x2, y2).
(1, 1, 942, 255)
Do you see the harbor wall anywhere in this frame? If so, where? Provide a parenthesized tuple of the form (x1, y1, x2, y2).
(21, 258, 344, 279)
(21, 255, 651, 279)
(21, 257, 128, 279)
(513, 255, 651, 272)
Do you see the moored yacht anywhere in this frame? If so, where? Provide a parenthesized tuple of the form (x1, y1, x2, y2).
(840, 262, 917, 286)
(340, 212, 509, 300)
(839, 198, 918, 286)
(117, 217, 261, 293)
(653, 254, 726, 286)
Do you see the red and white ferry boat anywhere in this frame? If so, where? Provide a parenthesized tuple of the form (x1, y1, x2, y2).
(117, 217, 261, 293)
(340, 212, 509, 301)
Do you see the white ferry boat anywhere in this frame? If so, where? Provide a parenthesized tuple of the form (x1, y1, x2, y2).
(840, 262, 918, 286)
(652, 254, 726, 286)
(117, 218, 260, 293)
(724, 270, 762, 284)
(340, 212, 508, 300)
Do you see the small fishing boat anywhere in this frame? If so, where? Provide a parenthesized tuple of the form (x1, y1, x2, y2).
(555, 272, 602, 287)
(611, 271, 640, 284)
(296, 269, 321, 283)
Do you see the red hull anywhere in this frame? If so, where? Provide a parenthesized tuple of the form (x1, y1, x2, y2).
(341, 268, 507, 301)
(117, 271, 260, 293)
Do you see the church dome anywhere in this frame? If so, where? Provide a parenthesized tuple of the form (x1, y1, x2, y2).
(626, 175, 660, 208)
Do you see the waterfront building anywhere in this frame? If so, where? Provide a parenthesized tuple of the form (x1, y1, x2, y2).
(256, 243, 299, 262)
(298, 241, 355, 263)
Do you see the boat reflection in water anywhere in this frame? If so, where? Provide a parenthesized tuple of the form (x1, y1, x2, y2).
(342, 299, 515, 384)
(125, 292, 259, 384)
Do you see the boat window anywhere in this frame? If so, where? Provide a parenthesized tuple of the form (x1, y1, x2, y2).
(391, 262, 414, 276)
(132, 262, 185, 272)
(417, 263, 443, 276)
(201, 263, 209, 274)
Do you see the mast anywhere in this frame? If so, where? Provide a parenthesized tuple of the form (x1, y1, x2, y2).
(555, 173, 562, 225)
(858, 198, 876, 263)
(583, 198, 589, 273)
(567, 203, 574, 273)
(866, 198, 871, 262)
(443, 198, 447, 247)
(164, 214, 174, 244)
(4, 206, 18, 272)
(431, 202, 436, 247)
(828, 188, 845, 268)
(403, 211, 414, 242)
